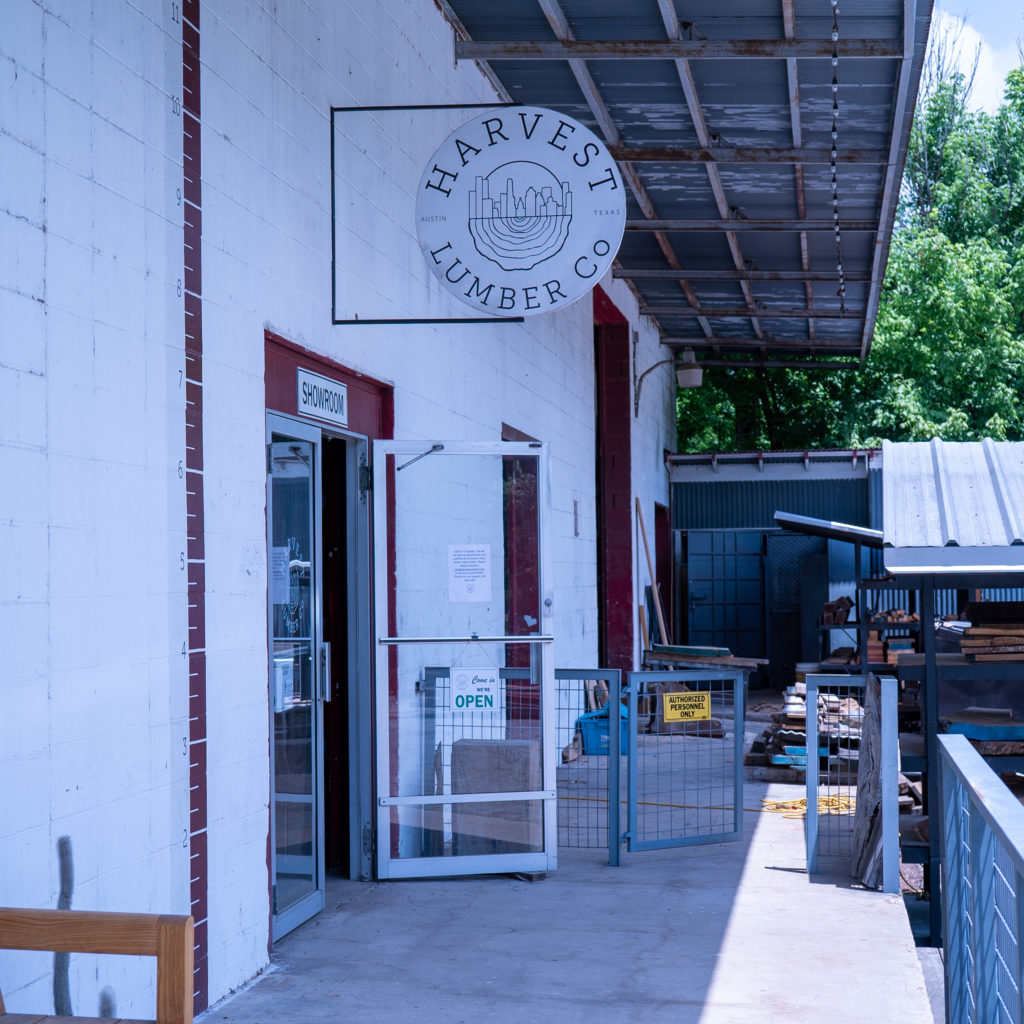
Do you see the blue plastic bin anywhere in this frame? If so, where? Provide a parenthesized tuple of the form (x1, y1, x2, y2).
(576, 707, 629, 754)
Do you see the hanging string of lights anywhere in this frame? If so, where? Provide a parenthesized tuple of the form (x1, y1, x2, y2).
(831, 0, 846, 312)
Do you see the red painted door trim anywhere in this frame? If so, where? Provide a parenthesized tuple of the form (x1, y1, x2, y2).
(594, 308, 635, 671)
(264, 331, 394, 439)
(263, 332, 394, 873)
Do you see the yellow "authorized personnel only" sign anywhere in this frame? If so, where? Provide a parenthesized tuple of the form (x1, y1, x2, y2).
(663, 691, 711, 722)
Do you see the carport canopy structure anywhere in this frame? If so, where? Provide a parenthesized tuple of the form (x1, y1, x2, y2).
(439, 0, 933, 370)
(880, 438, 1024, 947)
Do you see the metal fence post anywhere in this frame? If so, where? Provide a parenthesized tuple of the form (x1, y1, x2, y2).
(608, 670, 622, 867)
(626, 672, 638, 855)
(734, 670, 745, 841)
(805, 677, 819, 874)
(880, 675, 899, 893)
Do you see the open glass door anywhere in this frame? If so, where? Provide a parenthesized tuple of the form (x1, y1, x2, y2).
(267, 416, 326, 938)
(372, 440, 555, 879)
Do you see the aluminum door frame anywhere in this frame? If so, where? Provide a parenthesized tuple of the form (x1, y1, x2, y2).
(371, 439, 557, 880)
(624, 669, 745, 852)
(267, 413, 327, 939)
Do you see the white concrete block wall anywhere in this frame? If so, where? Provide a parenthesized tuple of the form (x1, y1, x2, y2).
(0, 1, 190, 1016)
(1, 0, 677, 1011)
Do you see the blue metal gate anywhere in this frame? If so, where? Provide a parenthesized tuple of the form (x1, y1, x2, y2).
(621, 669, 745, 857)
(552, 668, 745, 864)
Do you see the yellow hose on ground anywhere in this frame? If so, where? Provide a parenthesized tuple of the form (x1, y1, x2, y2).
(760, 794, 855, 818)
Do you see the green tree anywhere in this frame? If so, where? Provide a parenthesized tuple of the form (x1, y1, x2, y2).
(846, 228, 1024, 444)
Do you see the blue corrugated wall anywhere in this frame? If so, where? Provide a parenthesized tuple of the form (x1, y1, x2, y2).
(671, 477, 869, 531)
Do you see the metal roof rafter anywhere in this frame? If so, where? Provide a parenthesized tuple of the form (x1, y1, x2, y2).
(625, 219, 876, 232)
(608, 145, 887, 163)
(644, 306, 864, 320)
(534, 0, 713, 338)
(455, 39, 905, 60)
(661, 337, 860, 351)
(692, 359, 860, 369)
(657, 0, 762, 341)
(782, 0, 815, 342)
(616, 268, 870, 282)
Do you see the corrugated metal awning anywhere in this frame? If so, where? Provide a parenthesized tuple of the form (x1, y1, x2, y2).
(882, 439, 1024, 574)
(438, 0, 933, 370)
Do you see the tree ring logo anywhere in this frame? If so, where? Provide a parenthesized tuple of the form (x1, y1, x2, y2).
(416, 107, 625, 316)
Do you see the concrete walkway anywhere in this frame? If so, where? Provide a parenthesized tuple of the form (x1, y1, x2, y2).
(201, 780, 933, 1024)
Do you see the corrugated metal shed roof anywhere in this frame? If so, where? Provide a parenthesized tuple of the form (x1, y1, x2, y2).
(882, 439, 1024, 573)
(438, 0, 933, 369)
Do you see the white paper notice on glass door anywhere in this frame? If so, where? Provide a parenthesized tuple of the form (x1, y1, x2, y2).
(270, 546, 290, 605)
(448, 544, 491, 603)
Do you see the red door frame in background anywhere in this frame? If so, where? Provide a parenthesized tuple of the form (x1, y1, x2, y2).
(593, 286, 635, 671)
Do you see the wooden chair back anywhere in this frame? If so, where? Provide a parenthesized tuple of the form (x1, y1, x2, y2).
(0, 907, 193, 1024)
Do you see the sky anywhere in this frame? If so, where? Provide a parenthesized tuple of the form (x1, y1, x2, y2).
(934, 1, 1023, 112)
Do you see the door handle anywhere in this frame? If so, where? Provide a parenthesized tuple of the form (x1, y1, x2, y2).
(320, 642, 332, 702)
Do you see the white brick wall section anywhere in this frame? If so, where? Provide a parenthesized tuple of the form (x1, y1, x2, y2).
(0, 2, 190, 1017)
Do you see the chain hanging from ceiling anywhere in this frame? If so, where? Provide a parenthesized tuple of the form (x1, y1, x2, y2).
(831, 0, 846, 313)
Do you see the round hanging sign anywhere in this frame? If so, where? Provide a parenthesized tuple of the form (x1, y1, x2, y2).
(416, 106, 626, 316)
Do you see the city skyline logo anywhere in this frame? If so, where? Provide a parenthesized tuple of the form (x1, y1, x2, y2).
(468, 162, 572, 271)
(416, 106, 625, 316)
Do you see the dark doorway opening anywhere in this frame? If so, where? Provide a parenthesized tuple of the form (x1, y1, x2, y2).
(322, 436, 351, 875)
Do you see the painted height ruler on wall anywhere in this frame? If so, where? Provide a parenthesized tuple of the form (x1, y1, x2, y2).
(177, 0, 208, 1013)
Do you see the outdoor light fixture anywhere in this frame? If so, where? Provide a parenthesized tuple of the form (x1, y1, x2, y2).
(676, 348, 703, 389)
(632, 338, 704, 416)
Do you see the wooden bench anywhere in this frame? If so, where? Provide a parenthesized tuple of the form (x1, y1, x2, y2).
(0, 908, 193, 1024)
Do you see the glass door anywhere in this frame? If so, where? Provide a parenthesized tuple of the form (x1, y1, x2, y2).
(372, 440, 555, 879)
(267, 415, 326, 938)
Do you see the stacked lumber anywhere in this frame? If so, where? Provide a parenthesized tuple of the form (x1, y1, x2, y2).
(868, 609, 919, 625)
(817, 693, 864, 780)
(821, 594, 855, 625)
(745, 686, 862, 781)
(821, 645, 858, 666)
(885, 636, 916, 663)
(866, 631, 886, 665)
(960, 624, 1024, 662)
(899, 773, 924, 814)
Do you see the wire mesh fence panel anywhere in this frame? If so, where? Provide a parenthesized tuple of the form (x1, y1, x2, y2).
(993, 842, 1019, 1024)
(554, 670, 621, 850)
(627, 670, 745, 851)
(420, 666, 543, 855)
(805, 675, 866, 864)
